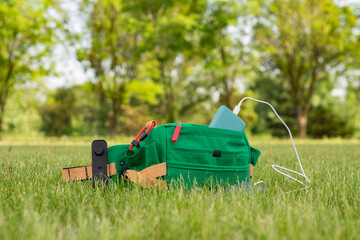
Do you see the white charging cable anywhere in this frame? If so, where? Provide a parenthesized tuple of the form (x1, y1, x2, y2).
(233, 97, 311, 193)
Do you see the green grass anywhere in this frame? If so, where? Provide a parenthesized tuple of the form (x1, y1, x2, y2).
(0, 140, 359, 239)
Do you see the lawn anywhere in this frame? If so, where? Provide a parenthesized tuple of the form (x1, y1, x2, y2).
(0, 140, 359, 239)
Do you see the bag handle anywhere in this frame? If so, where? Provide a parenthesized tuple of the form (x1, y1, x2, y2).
(129, 120, 156, 151)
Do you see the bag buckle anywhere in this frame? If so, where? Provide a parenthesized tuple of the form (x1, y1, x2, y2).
(119, 161, 128, 178)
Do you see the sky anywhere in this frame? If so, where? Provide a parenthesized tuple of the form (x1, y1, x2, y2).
(45, 0, 87, 89)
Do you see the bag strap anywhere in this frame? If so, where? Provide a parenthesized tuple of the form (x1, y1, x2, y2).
(62, 162, 167, 189)
(249, 147, 261, 178)
(124, 162, 167, 189)
(62, 163, 117, 181)
(249, 164, 253, 178)
(138, 162, 167, 177)
(250, 147, 261, 166)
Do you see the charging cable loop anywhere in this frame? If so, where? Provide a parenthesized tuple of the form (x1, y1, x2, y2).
(233, 97, 311, 194)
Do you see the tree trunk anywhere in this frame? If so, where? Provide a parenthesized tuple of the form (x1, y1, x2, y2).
(159, 61, 176, 123)
(57, 126, 63, 138)
(222, 78, 232, 108)
(219, 44, 232, 108)
(108, 119, 117, 139)
(108, 105, 119, 139)
(166, 99, 176, 123)
(0, 99, 6, 140)
(0, 114, 3, 140)
(166, 80, 176, 122)
(297, 106, 308, 137)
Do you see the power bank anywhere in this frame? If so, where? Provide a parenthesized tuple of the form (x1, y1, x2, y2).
(209, 105, 246, 132)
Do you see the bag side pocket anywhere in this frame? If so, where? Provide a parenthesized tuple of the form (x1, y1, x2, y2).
(250, 147, 261, 166)
(125, 142, 160, 171)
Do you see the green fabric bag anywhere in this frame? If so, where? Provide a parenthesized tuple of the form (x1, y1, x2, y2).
(107, 123, 260, 185)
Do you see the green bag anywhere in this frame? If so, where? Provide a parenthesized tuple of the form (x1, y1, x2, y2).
(107, 123, 260, 186)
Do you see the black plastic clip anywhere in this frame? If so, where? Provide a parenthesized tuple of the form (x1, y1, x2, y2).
(92, 140, 108, 187)
(119, 161, 128, 178)
(139, 133, 148, 141)
(131, 140, 139, 147)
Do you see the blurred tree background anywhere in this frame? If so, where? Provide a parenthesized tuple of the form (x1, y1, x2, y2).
(0, 0, 359, 139)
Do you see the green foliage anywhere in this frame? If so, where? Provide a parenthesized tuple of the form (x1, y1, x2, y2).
(346, 83, 360, 138)
(125, 80, 162, 105)
(199, 1, 251, 108)
(2, 87, 42, 136)
(306, 78, 357, 138)
(39, 88, 75, 137)
(69, 83, 108, 136)
(250, 71, 357, 138)
(307, 105, 355, 138)
(75, 0, 148, 137)
(1, 0, 360, 138)
(0, 0, 60, 138)
(253, 0, 359, 136)
(250, 73, 297, 137)
(137, 0, 209, 122)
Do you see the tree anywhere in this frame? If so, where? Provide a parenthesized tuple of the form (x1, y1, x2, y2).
(39, 87, 75, 137)
(307, 104, 355, 138)
(70, 83, 108, 136)
(75, 0, 146, 137)
(2, 86, 42, 136)
(250, 73, 297, 137)
(138, 0, 208, 122)
(0, 0, 59, 139)
(253, 0, 358, 137)
(200, 0, 250, 109)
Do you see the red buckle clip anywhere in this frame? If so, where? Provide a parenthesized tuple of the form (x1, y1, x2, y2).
(129, 120, 156, 151)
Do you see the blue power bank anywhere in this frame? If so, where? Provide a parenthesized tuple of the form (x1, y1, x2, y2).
(209, 105, 246, 132)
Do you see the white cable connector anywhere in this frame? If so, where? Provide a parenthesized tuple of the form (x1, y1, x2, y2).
(233, 97, 311, 193)
(233, 105, 241, 115)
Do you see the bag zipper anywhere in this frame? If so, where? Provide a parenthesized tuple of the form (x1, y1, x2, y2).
(172, 123, 182, 142)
